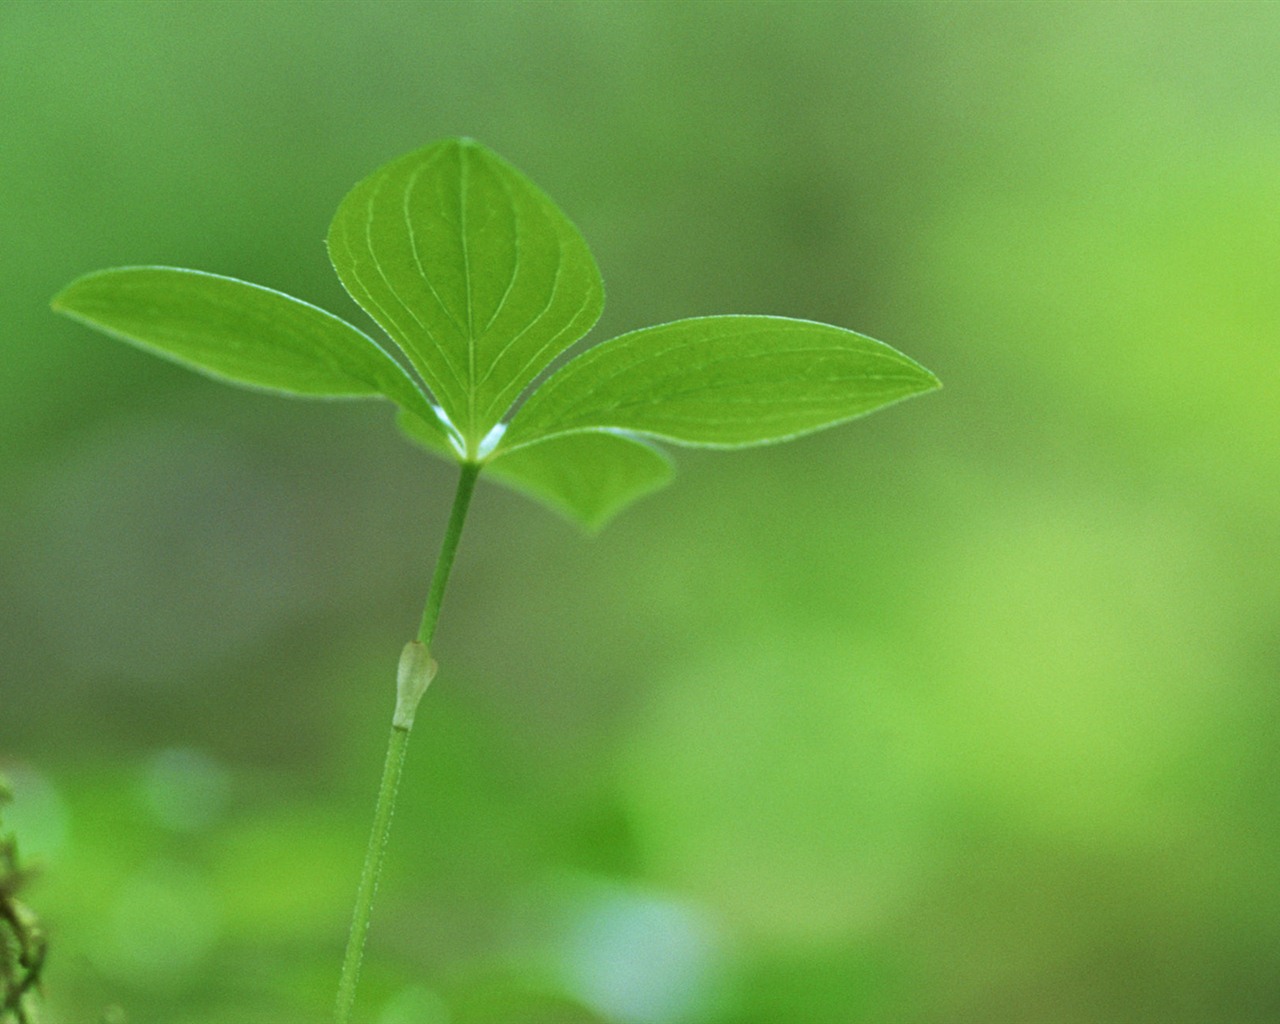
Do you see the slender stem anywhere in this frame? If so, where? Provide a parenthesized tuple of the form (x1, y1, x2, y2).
(417, 462, 481, 648)
(333, 461, 481, 1024)
(333, 724, 408, 1024)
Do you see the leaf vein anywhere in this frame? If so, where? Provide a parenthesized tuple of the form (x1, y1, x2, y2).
(398, 154, 470, 392)
(476, 166, 521, 339)
(478, 281, 594, 427)
(542, 334, 917, 422)
(336, 213, 456, 404)
(459, 145, 476, 435)
(473, 214, 572, 423)
(359, 175, 458, 391)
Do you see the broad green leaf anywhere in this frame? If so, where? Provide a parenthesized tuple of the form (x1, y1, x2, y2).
(52, 266, 446, 439)
(397, 412, 671, 531)
(327, 138, 604, 455)
(487, 432, 673, 531)
(502, 315, 940, 451)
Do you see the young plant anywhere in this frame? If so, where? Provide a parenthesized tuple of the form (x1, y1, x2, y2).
(52, 138, 939, 1022)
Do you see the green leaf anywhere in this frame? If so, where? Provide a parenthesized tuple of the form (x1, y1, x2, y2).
(395, 408, 458, 459)
(327, 138, 604, 456)
(487, 432, 673, 531)
(502, 315, 940, 451)
(397, 412, 671, 531)
(52, 266, 446, 438)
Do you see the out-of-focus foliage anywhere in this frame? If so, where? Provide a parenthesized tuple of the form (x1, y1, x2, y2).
(1, 2, 1277, 1022)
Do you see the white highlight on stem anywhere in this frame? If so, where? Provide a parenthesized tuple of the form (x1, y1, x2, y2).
(394, 641, 437, 730)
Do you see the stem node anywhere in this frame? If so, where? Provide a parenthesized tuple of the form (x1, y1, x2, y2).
(394, 641, 436, 730)
(334, 462, 481, 1024)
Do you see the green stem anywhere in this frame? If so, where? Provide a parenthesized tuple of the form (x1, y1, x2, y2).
(333, 723, 408, 1024)
(334, 461, 481, 1024)
(418, 462, 481, 647)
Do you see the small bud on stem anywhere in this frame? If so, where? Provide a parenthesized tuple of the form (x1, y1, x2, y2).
(394, 641, 436, 730)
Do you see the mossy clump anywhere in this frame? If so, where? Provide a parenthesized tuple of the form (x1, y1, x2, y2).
(0, 778, 45, 1024)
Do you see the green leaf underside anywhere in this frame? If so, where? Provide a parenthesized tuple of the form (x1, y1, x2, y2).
(487, 431, 673, 531)
(396, 411, 671, 530)
(51, 267, 444, 436)
(327, 138, 604, 452)
(503, 315, 940, 452)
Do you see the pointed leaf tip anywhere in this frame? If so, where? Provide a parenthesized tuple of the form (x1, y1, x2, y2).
(504, 315, 940, 451)
(51, 267, 443, 434)
(487, 432, 674, 532)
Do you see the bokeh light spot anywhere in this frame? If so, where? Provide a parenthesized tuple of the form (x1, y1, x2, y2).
(560, 884, 725, 1024)
(377, 984, 451, 1024)
(141, 746, 231, 833)
(98, 860, 220, 988)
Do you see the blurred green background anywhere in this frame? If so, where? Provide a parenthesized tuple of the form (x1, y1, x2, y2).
(2, 2, 1278, 1022)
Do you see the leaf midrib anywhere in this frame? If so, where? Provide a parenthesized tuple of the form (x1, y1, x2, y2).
(532, 334, 927, 420)
(459, 143, 476, 443)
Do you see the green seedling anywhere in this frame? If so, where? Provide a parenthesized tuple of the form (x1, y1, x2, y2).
(52, 138, 939, 1022)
